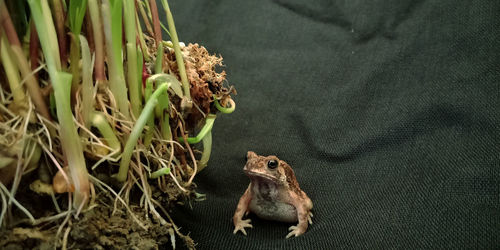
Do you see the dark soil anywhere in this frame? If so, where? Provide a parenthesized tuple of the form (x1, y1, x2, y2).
(0, 196, 195, 250)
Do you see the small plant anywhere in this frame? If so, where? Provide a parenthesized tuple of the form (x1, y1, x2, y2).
(0, 0, 234, 248)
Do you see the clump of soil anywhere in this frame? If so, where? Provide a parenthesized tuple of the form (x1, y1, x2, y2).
(0, 195, 195, 249)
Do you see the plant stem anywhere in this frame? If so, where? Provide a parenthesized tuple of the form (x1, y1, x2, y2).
(79, 35, 93, 128)
(0, 35, 26, 109)
(29, 21, 39, 79)
(198, 131, 212, 172)
(143, 80, 154, 148)
(148, 0, 162, 46)
(150, 167, 170, 179)
(91, 112, 121, 157)
(39, 0, 61, 70)
(161, 0, 192, 111)
(68, 0, 88, 36)
(124, 0, 141, 118)
(135, 10, 151, 62)
(87, 0, 105, 82)
(101, 0, 130, 119)
(214, 96, 236, 114)
(0, 0, 50, 119)
(69, 34, 81, 102)
(51, 0, 67, 68)
(161, 107, 171, 141)
(178, 114, 216, 144)
(68, 0, 88, 100)
(154, 42, 164, 74)
(137, 44, 144, 88)
(28, 0, 90, 210)
(54, 71, 90, 209)
(137, 0, 154, 38)
(117, 80, 171, 182)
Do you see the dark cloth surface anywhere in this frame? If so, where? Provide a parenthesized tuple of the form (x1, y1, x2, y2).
(167, 0, 500, 249)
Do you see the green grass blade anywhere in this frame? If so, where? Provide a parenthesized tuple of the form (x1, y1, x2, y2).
(102, 0, 130, 119)
(116, 81, 171, 182)
(28, 0, 90, 210)
(160, 0, 192, 111)
(68, 0, 88, 35)
(80, 35, 94, 128)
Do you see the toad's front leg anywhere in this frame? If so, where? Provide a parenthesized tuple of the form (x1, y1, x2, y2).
(233, 184, 253, 236)
(286, 195, 313, 238)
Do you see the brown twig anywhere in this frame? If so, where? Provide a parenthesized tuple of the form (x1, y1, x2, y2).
(177, 120, 197, 186)
(29, 21, 39, 80)
(51, 0, 68, 68)
(88, 0, 106, 82)
(148, 0, 162, 46)
(172, 126, 187, 168)
(138, 0, 154, 38)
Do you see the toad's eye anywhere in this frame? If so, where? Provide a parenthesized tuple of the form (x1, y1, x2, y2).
(267, 160, 278, 169)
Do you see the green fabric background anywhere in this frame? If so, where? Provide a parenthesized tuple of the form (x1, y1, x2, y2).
(167, 0, 499, 249)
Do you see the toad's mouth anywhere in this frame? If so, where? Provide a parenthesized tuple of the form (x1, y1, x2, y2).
(244, 170, 278, 183)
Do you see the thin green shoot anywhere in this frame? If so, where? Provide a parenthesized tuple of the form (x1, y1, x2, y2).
(143, 78, 154, 148)
(68, 0, 88, 35)
(137, 0, 154, 38)
(68, 0, 88, 95)
(198, 131, 212, 172)
(154, 43, 164, 117)
(160, 22, 171, 37)
(178, 114, 216, 144)
(150, 167, 170, 179)
(116, 76, 174, 182)
(137, 44, 144, 90)
(214, 96, 236, 114)
(154, 42, 164, 74)
(135, 10, 151, 62)
(124, 0, 141, 118)
(160, 105, 171, 141)
(91, 112, 121, 157)
(160, 0, 192, 111)
(80, 35, 94, 128)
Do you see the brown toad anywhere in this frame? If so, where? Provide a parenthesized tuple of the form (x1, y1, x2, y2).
(233, 151, 313, 238)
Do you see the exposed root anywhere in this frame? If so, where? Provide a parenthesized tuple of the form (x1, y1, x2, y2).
(0, 182, 35, 224)
(88, 175, 147, 230)
(61, 225, 71, 250)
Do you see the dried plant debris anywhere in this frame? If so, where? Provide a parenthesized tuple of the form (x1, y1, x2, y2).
(167, 43, 235, 122)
